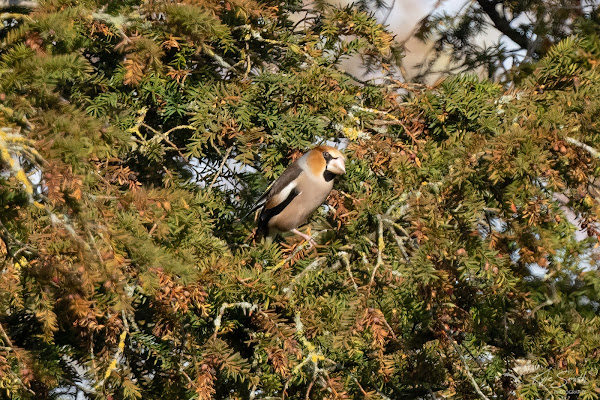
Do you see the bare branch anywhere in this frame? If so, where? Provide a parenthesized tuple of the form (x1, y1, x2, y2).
(477, 0, 533, 52)
(208, 146, 233, 190)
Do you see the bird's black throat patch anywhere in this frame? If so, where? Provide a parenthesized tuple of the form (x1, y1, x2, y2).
(323, 170, 336, 182)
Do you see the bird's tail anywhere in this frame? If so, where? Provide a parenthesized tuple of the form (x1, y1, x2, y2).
(254, 219, 269, 242)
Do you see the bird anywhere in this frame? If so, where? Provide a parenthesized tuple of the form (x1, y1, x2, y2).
(248, 145, 346, 246)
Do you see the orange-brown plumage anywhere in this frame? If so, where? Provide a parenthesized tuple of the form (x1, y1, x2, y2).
(307, 149, 327, 176)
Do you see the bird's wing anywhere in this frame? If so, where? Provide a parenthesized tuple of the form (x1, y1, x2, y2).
(245, 161, 304, 218)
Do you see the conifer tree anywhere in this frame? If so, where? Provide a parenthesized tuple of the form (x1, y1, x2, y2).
(413, 0, 600, 81)
(0, 0, 599, 399)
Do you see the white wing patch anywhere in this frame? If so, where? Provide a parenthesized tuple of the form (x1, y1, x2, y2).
(268, 181, 298, 208)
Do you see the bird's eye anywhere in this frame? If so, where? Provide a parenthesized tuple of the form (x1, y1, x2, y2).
(323, 151, 332, 161)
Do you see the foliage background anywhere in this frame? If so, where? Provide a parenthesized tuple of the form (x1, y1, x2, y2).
(0, 0, 599, 399)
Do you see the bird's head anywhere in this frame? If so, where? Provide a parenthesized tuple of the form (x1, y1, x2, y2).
(306, 145, 346, 179)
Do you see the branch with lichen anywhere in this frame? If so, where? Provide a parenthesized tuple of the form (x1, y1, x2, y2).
(278, 252, 343, 398)
(140, 122, 195, 161)
(365, 214, 385, 297)
(212, 301, 260, 339)
(338, 251, 358, 291)
(380, 203, 412, 262)
(93, 311, 130, 390)
(330, 104, 418, 141)
(280, 311, 337, 399)
(202, 45, 239, 73)
(282, 256, 327, 298)
(350, 105, 421, 142)
(565, 136, 600, 159)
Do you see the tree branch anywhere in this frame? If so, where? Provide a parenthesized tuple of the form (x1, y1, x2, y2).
(208, 146, 233, 190)
(477, 0, 533, 53)
(446, 333, 490, 400)
(565, 136, 600, 159)
(338, 251, 358, 291)
(282, 256, 327, 298)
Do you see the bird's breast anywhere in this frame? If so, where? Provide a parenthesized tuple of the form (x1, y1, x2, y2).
(268, 175, 333, 232)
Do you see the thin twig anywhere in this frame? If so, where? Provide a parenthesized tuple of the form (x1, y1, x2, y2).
(281, 311, 336, 399)
(446, 333, 490, 400)
(375, 388, 393, 400)
(202, 45, 238, 73)
(342, 71, 380, 86)
(338, 251, 358, 291)
(350, 375, 369, 396)
(305, 373, 317, 400)
(380, 314, 397, 340)
(208, 147, 233, 190)
(371, 119, 404, 126)
(140, 122, 190, 161)
(244, 42, 252, 80)
(369, 214, 385, 287)
(0, 323, 13, 348)
(90, 332, 98, 384)
(0, 220, 36, 258)
(527, 283, 558, 318)
(163, 124, 196, 137)
(387, 225, 410, 262)
(282, 257, 327, 298)
(271, 230, 325, 273)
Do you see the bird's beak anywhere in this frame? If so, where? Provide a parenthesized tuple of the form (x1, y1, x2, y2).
(329, 157, 346, 175)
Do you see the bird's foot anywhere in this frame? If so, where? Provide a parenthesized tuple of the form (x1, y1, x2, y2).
(291, 229, 317, 248)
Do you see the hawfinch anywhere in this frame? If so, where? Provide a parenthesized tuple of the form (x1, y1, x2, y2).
(250, 146, 346, 245)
